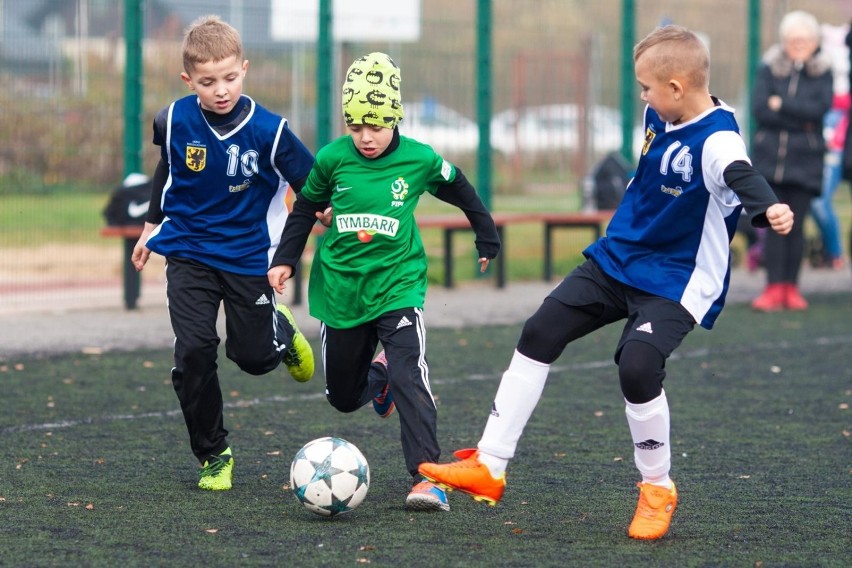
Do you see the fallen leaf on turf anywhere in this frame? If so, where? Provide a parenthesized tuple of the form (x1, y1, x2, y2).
(839, 403, 849, 410)
(738, 475, 751, 479)
(205, 528, 218, 534)
(356, 559, 370, 564)
(358, 546, 376, 551)
(85, 503, 94, 510)
(512, 528, 524, 534)
(82, 347, 102, 355)
(594, 410, 604, 417)
(266, 451, 281, 456)
(143, 361, 154, 368)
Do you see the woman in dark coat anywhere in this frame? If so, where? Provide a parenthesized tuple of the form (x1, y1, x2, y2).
(841, 21, 852, 274)
(750, 10, 833, 311)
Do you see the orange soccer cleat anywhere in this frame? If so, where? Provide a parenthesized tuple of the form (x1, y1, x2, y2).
(628, 481, 678, 540)
(418, 448, 506, 506)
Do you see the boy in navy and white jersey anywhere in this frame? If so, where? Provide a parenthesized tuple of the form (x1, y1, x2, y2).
(420, 25, 794, 540)
(131, 15, 316, 491)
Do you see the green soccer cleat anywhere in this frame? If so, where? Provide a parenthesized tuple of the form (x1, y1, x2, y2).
(277, 304, 315, 383)
(198, 447, 234, 491)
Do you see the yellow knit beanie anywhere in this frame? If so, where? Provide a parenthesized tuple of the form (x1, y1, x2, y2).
(342, 52, 403, 128)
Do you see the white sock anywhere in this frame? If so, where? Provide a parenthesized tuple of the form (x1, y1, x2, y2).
(477, 350, 550, 477)
(625, 390, 672, 487)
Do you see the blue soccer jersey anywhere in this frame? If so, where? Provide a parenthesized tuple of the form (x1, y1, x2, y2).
(585, 101, 748, 329)
(146, 95, 312, 276)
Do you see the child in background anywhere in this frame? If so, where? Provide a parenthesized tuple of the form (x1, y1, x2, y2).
(420, 25, 794, 539)
(268, 53, 500, 511)
(131, 15, 315, 491)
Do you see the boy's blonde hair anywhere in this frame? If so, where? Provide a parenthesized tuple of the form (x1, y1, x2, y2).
(181, 15, 243, 73)
(634, 25, 710, 89)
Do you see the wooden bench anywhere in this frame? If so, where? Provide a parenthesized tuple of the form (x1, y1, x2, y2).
(101, 209, 613, 309)
(540, 210, 614, 281)
(417, 212, 539, 289)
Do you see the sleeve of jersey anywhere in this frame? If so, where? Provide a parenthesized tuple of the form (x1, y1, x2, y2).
(152, 107, 169, 164)
(273, 121, 315, 184)
(704, 132, 778, 228)
(433, 166, 501, 259)
(269, 162, 330, 270)
(145, 159, 168, 224)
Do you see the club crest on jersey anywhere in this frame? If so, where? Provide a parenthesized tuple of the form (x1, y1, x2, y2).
(641, 127, 656, 156)
(186, 145, 206, 172)
(390, 177, 409, 208)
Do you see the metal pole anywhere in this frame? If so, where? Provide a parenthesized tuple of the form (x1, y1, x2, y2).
(316, 0, 333, 149)
(123, 0, 143, 175)
(476, 0, 492, 210)
(747, 0, 761, 143)
(620, 0, 635, 163)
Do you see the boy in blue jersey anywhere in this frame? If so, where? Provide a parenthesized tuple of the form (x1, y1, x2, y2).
(130, 15, 316, 491)
(420, 25, 794, 539)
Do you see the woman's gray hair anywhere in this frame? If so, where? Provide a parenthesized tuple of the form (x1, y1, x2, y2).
(779, 10, 820, 42)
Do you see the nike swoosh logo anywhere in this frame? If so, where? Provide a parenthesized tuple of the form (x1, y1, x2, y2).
(335, 185, 352, 192)
(127, 200, 150, 217)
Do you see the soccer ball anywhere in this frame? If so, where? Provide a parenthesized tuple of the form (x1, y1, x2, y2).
(289, 437, 370, 517)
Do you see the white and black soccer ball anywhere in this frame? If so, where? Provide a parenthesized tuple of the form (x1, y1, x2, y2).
(289, 437, 370, 517)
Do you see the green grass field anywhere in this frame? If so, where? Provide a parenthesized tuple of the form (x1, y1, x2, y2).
(2, 294, 850, 567)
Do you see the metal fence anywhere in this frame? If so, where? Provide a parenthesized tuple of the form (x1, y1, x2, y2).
(0, 0, 848, 314)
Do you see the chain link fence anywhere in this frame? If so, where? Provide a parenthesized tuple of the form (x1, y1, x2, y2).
(0, 0, 847, 313)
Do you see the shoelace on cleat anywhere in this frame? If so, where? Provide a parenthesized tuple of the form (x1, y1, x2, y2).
(199, 455, 230, 478)
(282, 340, 303, 367)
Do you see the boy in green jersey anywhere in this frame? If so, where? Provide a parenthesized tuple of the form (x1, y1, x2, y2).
(268, 52, 500, 511)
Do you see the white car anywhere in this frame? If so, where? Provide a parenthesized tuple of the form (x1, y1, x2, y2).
(490, 104, 625, 155)
(398, 100, 479, 154)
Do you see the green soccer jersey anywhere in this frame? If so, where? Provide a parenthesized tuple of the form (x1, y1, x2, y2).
(301, 134, 456, 328)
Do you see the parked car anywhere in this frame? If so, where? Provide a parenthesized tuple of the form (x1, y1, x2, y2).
(490, 104, 625, 155)
(398, 99, 479, 154)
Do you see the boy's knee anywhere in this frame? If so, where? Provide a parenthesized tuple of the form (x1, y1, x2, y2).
(237, 359, 275, 376)
(618, 340, 665, 404)
(326, 393, 361, 413)
(227, 344, 277, 376)
(180, 339, 218, 368)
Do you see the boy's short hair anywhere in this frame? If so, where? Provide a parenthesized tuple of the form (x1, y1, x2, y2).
(181, 15, 243, 73)
(634, 25, 710, 89)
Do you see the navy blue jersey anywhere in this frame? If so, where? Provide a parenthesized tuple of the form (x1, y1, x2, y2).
(585, 101, 748, 329)
(146, 95, 313, 275)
